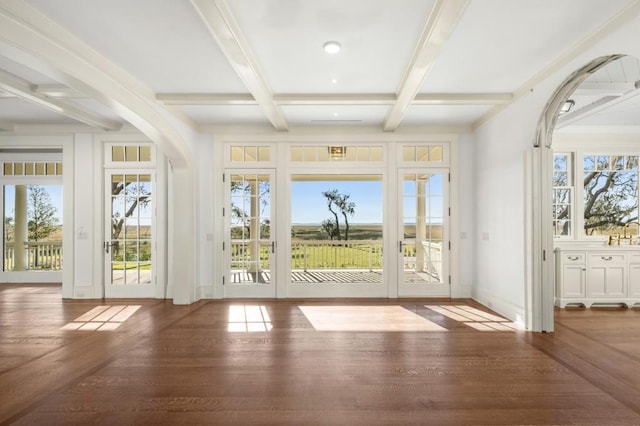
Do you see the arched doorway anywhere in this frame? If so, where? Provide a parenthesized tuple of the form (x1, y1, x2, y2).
(530, 54, 631, 331)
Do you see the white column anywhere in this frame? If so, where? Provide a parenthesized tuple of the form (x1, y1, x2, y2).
(14, 185, 28, 271)
(415, 179, 426, 272)
(248, 179, 261, 273)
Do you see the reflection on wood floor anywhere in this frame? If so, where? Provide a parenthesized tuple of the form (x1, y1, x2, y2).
(1, 284, 640, 424)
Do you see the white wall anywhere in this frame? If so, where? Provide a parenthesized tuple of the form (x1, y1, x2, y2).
(469, 13, 640, 325)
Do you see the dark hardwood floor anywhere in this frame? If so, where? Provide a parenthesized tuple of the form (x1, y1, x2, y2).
(1, 284, 639, 425)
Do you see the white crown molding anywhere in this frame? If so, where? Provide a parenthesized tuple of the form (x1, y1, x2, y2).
(471, 0, 640, 131)
(191, 0, 288, 131)
(383, 0, 469, 131)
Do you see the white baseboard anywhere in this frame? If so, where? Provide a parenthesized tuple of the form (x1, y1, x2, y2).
(472, 287, 526, 328)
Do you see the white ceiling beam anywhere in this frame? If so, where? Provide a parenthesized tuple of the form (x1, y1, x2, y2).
(34, 84, 83, 98)
(383, 0, 469, 131)
(191, 0, 288, 131)
(413, 93, 512, 105)
(0, 119, 13, 131)
(0, 69, 122, 130)
(155, 92, 511, 106)
(275, 94, 396, 106)
(157, 93, 256, 105)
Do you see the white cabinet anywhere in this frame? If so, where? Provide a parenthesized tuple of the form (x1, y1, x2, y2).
(555, 247, 640, 308)
(555, 252, 586, 302)
(629, 253, 640, 299)
(587, 253, 626, 299)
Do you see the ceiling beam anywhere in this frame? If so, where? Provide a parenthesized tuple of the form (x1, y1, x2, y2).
(155, 92, 511, 106)
(383, 0, 469, 131)
(413, 93, 512, 105)
(0, 119, 13, 131)
(0, 69, 122, 130)
(191, 0, 288, 131)
(157, 93, 256, 105)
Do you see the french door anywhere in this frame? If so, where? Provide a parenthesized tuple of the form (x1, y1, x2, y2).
(398, 169, 450, 296)
(224, 170, 276, 297)
(104, 170, 156, 298)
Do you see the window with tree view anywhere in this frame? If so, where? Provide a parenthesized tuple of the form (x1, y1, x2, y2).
(583, 155, 639, 237)
(553, 154, 573, 237)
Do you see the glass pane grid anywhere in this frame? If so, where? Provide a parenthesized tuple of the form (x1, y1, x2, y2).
(110, 174, 152, 285)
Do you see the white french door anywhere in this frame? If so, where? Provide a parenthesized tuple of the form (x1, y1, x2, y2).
(223, 170, 276, 298)
(104, 170, 156, 298)
(398, 169, 450, 296)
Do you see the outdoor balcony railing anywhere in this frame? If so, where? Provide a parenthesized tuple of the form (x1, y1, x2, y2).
(3, 241, 63, 271)
(230, 239, 442, 280)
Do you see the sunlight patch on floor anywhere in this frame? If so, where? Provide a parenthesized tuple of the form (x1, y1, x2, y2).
(299, 305, 448, 331)
(426, 305, 522, 331)
(228, 305, 273, 332)
(61, 305, 141, 331)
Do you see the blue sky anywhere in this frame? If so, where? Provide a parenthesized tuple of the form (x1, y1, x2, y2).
(4, 185, 64, 222)
(291, 179, 383, 224)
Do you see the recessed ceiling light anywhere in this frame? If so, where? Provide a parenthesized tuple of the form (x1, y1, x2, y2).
(331, 78, 338, 84)
(323, 41, 341, 54)
(333, 112, 339, 117)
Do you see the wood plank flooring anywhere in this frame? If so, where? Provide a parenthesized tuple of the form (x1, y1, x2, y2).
(1, 285, 640, 425)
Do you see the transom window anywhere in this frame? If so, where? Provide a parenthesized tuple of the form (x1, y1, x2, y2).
(402, 145, 443, 163)
(290, 145, 383, 162)
(2, 162, 62, 176)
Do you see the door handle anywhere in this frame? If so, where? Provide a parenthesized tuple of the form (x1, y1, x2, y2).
(104, 241, 111, 254)
(399, 241, 403, 253)
(271, 241, 276, 253)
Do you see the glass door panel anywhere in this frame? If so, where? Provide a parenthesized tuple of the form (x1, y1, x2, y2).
(398, 170, 449, 296)
(288, 174, 385, 297)
(225, 170, 275, 297)
(105, 171, 155, 297)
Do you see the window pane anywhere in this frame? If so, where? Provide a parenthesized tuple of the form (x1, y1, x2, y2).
(403, 147, 414, 162)
(139, 146, 152, 162)
(125, 146, 138, 162)
(112, 146, 125, 162)
(583, 155, 639, 237)
(231, 146, 243, 162)
(258, 146, 270, 162)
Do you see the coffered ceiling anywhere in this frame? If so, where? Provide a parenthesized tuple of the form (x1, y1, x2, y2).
(0, 0, 639, 133)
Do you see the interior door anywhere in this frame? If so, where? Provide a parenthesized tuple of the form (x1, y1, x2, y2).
(398, 169, 449, 296)
(224, 170, 276, 298)
(104, 170, 155, 298)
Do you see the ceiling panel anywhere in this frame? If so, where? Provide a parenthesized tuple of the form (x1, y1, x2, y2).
(227, 0, 435, 94)
(26, 0, 249, 93)
(420, 0, 631, 93)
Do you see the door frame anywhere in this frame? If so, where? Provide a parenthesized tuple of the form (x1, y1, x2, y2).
(285, 168, 388, 298)
(223, 168, 277, 298)
(397, 167, 451, 297)
(103, 168, 157, 298)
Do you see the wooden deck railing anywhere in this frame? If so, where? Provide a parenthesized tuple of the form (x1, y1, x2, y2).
(4, 241, 63, 271)
(230, 239, 441, 277)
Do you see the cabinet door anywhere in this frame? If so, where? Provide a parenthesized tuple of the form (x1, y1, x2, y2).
(562, 264, 585, 298)
(588, 265, 626, 298)
(629, 264, 640, 298)
(588, 267, 607, 297)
